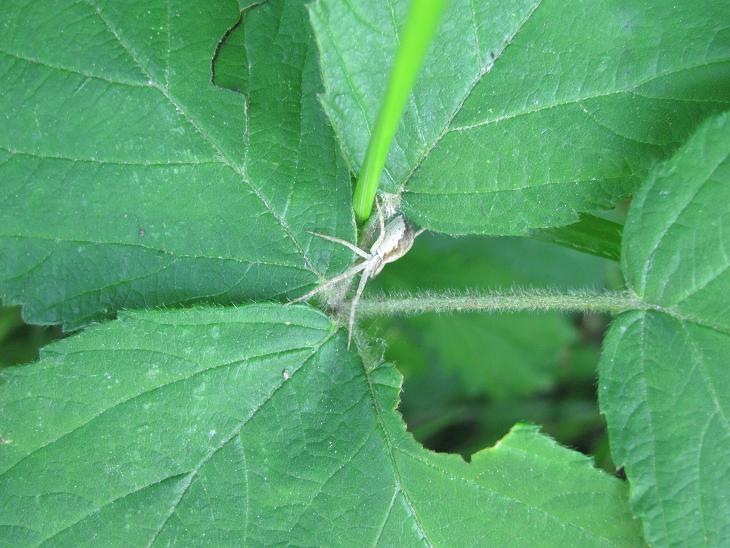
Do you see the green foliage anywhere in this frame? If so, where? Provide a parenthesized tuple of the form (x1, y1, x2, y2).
(600, 112, 730, 547)
(0, 0, 354, 329)
(533, 214, 624, 262)
(0, 306, 642, 546)
(366, 235, 617, 463)
(352, 0, 448, 222)
(311, 0, 730, 234)
(2, 0, 730, 546)
(369, 234, 613, 400)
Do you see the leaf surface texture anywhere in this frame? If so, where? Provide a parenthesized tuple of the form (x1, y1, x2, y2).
(311, 0, 730, 234)
(0, 305, 643, 546)
(0, 0, 354, 328)
(600, 112, 730, 547)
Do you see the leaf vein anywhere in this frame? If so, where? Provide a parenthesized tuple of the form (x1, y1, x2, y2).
(0, 344, 317, 482)
(394, 447, 617, 546)
(0, 234, 310, 272)
(145, 330, 337, 546)
(448, 58, 730, 134)
(639, 150, 729, 298)
(0, 48, 149, 88)
(85, 0, 318, 277)
(0, 145, 220, 167)
(397, 0, 544, 193)
(371, 487, 399, 547)
(359, 364, 432, 546)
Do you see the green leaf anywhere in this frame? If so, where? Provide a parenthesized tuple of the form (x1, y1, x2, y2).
(310, 0, 730, 235)
(351, 0, 448, 223)
(0, 0, 354, 328)
(532, 214, 623, 262)
(600, 112, 730, 546)
(370, 234, 612, 400)
(0, 305, 643, 546)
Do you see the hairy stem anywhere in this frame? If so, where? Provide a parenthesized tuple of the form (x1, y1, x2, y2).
(356, 289, 644, 318)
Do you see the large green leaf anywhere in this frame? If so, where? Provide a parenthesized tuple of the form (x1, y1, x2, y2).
(369, 234, 613, 400)
(0, 305, 643, 546)
(310, 0, 730, 235)
(600, 112, 730, 546)
(0, 0, 354, 328)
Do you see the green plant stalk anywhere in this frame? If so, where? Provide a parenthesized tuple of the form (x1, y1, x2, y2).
(352, 0, 449, 223)
(357, 289, 644, 318)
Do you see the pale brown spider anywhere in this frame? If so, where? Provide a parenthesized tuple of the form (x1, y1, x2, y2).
(290, 203, 425, 347)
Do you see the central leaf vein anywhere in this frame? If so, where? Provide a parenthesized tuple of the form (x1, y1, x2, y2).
(85, 0, 318, 277)
(145, 330, 337, 546)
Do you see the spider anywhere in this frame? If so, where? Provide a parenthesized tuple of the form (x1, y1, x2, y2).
(290, 202, 425, 347)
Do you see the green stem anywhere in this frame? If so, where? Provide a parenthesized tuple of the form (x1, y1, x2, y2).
(352, 0, 448, 224)
(356, 289, 643, 318)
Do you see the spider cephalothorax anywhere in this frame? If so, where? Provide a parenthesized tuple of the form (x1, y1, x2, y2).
(290, 204, 424, 347)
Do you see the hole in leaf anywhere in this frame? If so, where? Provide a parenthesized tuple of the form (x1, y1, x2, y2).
(211, 4, 258, 93)
(0, 305, 64, 371)
(363, 232, 619, 472)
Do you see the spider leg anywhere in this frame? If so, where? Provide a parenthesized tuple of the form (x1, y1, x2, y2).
(414, 227, 427, 238)
(306, 231, 370, 259)
(288, 261, 368, 304)
(347, 263, 372, 348)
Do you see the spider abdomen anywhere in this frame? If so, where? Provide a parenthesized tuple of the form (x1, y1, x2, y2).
(370, 214, 417, 277)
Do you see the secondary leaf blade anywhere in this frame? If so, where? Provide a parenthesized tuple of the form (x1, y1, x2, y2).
(0, 305, 643, 546)
(532, 214, 623, 262)
(600, 112, 730, 546)
(0, 0, 354, 328)
(311, 0, 730, 235)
